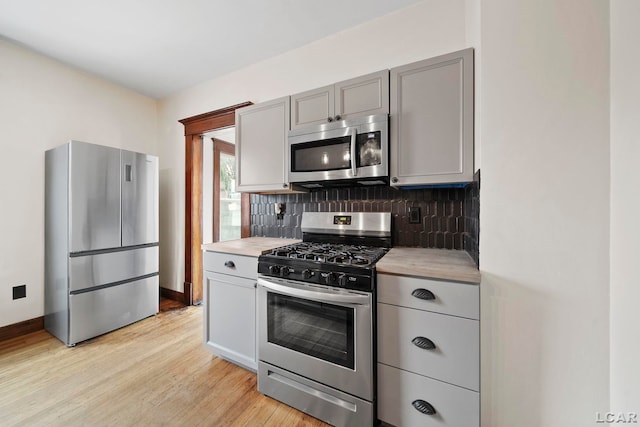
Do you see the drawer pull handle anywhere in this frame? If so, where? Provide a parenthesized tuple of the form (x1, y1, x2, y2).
(412, 399, 436, 415)
(412, 336, 436, 350)
(224, 260, 236, 268)
(411, 288, 435, 300)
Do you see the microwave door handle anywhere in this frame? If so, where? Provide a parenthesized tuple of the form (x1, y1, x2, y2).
(257, 278, 370, 306)
(350, 128, 357, 177)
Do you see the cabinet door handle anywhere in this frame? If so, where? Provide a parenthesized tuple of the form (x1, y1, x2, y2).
(327, 117, 334, 122)
(224, 260, 235, 268)
(412, 336, 436, 350)
(411, 288, 435, 301)
(412, 399, 436, 415)
(334, 115, 341, 121)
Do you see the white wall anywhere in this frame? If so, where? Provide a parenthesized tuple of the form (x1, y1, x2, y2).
(0, 39, 158, 327)
(157, 0, 470, 292)
(610, 0, 640, 414)
(480, 1, 610, 426)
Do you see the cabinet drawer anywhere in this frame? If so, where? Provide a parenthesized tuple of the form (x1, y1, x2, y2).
(378, 303, 479, 391)
(378, 274, 479, 319)
(69, 276, 158, 345)
(378, 364, 479, 427)
(203, 251, 257, 279)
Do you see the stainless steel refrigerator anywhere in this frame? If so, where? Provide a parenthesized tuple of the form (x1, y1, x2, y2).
(45, 141, 159, 346)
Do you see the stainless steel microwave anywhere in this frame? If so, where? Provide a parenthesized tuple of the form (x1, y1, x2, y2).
(288, 114, 388, 188)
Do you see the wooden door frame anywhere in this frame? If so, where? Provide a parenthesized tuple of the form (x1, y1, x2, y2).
(178, 102, 252, 305)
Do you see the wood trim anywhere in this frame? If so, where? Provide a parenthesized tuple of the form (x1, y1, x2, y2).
(179, 102, 252, 136)
(241, 193, 250, 238)
(190, 134, 204, 304)
(0, 317, 44, 342)
(180, 102, 252, 306)
(160, 287, 189, 305)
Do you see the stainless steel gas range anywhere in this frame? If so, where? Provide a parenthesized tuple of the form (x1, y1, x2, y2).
(256, 212, 391, 427)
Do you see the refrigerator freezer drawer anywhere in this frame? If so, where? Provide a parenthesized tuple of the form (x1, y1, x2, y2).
(68, 276, 159, 345)
(69, 246, 159, 292)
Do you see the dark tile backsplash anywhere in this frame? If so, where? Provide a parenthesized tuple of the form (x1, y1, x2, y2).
(463, 170, 480, 266)
(250, 173, 480, 266)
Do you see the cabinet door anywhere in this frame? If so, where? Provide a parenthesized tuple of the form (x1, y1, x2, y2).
(235, 97, 290, 192)
(290, 85, 334, 129)
(335, 70, 389, 120)
(390, 48, 474, 186)
(121, 150, 159, 246)
(204, 270, 256, 371)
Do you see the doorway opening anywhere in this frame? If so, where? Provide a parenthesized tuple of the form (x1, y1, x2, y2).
(178, 102, 252, 305)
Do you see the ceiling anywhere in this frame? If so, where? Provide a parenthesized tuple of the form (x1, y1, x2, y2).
(0, 0, 422, 99)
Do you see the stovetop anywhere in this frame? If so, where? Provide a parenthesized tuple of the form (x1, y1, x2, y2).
(258, 212, 392, 292)
(258, 241, 389, 292)
(264, 241, 388, 268)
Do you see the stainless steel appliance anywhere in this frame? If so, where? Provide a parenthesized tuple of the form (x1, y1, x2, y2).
(45, 140, 159, 346)
(288, 114, 388, 188)
(257, 212, 391, 426)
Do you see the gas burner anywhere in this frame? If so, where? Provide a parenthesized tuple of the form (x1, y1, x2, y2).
(265, 242, 387, 268)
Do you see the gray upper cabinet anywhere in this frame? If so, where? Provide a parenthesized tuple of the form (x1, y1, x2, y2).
(121, 150, 159, 246)
(390, 48, 474, 187)
(236, 96, 292, 192)
(290, 85, 334, 129)
(291, 70, 389, 130)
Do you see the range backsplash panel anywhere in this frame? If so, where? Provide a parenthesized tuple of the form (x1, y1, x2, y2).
(250, 172, 480, 265)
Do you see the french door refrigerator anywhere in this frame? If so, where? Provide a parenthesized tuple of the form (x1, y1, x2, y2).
(45, 141, 159, 346)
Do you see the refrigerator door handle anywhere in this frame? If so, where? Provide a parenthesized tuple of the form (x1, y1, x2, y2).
(125, 164, 132, 182)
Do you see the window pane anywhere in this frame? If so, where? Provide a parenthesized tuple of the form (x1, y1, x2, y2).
(218, 152, 241, 241)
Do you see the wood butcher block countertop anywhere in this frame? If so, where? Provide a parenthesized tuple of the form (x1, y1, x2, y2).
(202, 237, 301, 257)
(377, 248, 480, 284)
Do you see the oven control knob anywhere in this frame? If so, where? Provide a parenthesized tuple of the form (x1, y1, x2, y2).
(281, 267, 291, 277)
(268, 265, 281, 275)
(302, 269, 314, 279)
(338, 274, 348, 287)
(326, 272, 338, 285)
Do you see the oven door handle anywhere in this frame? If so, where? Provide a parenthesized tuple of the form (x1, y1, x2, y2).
(257, 278, 370, 306)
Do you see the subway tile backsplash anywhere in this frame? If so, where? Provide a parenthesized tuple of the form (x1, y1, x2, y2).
(250, 172, 480, 266)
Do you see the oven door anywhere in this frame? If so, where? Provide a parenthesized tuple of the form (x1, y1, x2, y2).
(257, 277, 373, 400)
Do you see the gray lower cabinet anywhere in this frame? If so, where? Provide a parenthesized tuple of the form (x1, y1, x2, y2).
(377, 273, 480, 426)
(203, 251, 258, 371)
(390, 48, 474, 187)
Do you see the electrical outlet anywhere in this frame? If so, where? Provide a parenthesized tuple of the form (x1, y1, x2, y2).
(408, 206, 421, 224)
(275, 203, 286, 220)
(13, 284, 26, 300)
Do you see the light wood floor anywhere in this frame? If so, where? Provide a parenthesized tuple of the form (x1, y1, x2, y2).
(0, 300, 330, 427)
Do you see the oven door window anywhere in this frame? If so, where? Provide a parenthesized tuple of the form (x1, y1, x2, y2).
(267, 292, 355, 369)
(290, 137, 352, 172)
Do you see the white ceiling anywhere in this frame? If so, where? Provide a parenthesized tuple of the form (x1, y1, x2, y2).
(0, 0, 422, 99)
